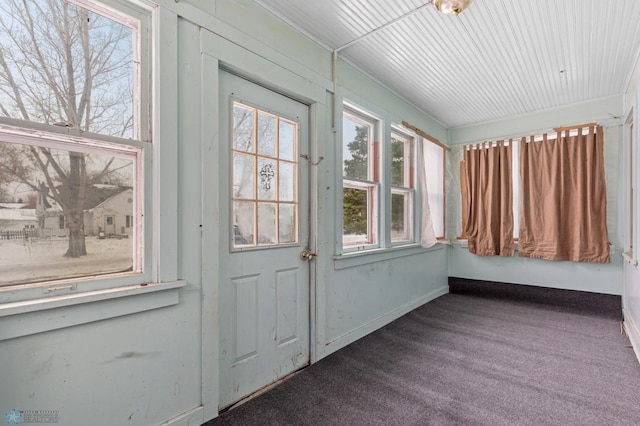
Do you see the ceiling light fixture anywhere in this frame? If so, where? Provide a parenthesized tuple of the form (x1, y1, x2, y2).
(433, 0, 473, 15)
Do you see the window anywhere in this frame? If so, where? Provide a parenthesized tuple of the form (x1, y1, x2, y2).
(391, 131, 415, 243)
(460, 126, 609, 263)
(0, 0, 148, 288)
(0, 0, 143, 139)
(341, 104, 445, 252)
(0, 130, 141, 286)
(340, 102, 451, 255)
(342, 108, 380, 248)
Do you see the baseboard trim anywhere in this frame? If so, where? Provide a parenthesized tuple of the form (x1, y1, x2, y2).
(320, 285, 448, 359)
(623, 308, 640, 366)
(160, 406, 204, 426)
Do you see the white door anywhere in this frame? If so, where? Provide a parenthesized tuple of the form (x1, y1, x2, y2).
(218, 71, 311, 409)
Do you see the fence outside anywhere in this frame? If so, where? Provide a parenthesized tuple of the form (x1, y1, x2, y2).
(0, 229, 39, 240)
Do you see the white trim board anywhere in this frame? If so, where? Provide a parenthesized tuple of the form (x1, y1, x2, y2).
(318, 285, 449, 360)
(624, 308, 640, 366)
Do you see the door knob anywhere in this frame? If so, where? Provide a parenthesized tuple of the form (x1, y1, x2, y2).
(300, 248, 317, 261)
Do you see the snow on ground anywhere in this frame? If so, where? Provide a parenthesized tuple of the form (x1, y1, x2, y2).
(0, 236, 133, 286)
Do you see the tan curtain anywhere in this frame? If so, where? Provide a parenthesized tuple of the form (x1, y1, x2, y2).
(463, 141, 514, 256)
(519, 126, 610, 263)
(459, 160, 469, 239)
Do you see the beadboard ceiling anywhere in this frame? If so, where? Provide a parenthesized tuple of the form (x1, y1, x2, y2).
(255, 0, 640, 128)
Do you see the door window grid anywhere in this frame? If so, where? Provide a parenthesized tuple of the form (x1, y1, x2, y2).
(232, 102, 298, 249)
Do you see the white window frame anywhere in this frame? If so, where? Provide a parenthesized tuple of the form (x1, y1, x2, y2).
(626, 111, 635, 259)
(342, 180, 380, 247)
(341, 106, 381, 251)
(390, 130, 416, 245)
(341, 101, 444, 254)
(336, 99, 447, 269)
(0, 0, 184, 342)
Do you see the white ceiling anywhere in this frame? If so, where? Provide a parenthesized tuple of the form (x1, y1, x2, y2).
(255, 0, 640, 128)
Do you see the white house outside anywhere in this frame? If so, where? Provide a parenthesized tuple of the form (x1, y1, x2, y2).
(34, 186, 133, 238)
(83, 188, 134, 236)
(0, 208, 36, 232)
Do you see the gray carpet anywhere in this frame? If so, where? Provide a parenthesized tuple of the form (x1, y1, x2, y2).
(205, 279, 640, 425)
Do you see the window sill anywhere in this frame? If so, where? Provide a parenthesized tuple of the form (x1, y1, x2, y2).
(333, 242, 447, 270)
(0, 280, 186, 341)
(454, 239, 520, 251)
(454, 240, 619, 258)
(453, 239, 469, 248)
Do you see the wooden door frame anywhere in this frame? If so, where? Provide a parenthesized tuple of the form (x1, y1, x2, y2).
(200, 27, 330, 420)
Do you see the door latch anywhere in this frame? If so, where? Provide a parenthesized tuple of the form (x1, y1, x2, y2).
(300, 248, 317, 261)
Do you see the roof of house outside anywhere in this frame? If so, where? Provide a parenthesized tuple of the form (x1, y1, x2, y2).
(84, 186, 133, 211)
(0, 203, 29, 209)
(0, 209, 36, 221)
(37, 185, 133, 213)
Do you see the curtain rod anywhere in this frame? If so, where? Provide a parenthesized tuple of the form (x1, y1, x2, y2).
(462, 121, 600, 148)
(552, 122, 597, 133)
(402, 121, 450, 151)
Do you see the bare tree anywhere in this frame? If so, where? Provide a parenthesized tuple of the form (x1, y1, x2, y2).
(0, 0, 133, 257)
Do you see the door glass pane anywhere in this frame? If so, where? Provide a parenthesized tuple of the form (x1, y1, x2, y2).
(279, 162, 295, 202)
(279, 120, 295, 161)
(233, 153, 255, 199)
(233, 201, 255, 246)
(279, 204, 296, 243)
(257, 203, 276, 245)
(258, 112, 276, 157)
(233, 104, 255, 153)
(258, 158, 277, 200)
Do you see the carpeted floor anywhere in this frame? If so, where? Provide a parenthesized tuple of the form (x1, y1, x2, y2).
(205, 279, 640, 425)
